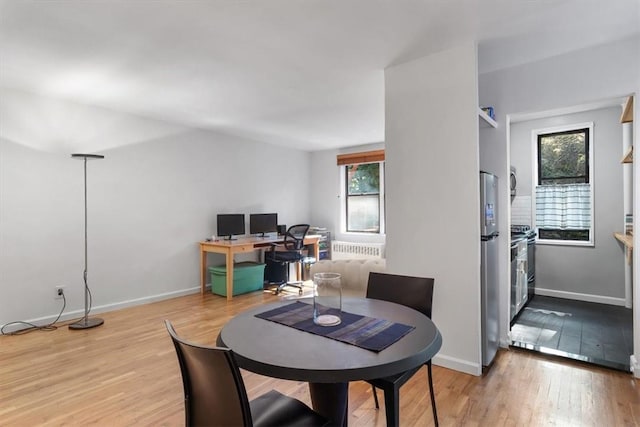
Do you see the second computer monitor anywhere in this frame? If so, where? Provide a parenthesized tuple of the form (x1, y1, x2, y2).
(249, 213, 278, 237)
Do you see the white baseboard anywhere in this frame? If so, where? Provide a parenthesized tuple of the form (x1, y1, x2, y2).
(500, 336, 511, 348)
(631, 355, 640, 378)
(535, 287, 626, 306)
(91, 286, 203, 314)
(1, 286, 204, 334)
(432, 353, 482, 376)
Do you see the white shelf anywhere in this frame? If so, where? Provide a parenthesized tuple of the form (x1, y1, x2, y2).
(478, 107, 497, 128)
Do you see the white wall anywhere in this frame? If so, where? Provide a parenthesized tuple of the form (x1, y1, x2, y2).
(0, 94, 311, 329)
(479, 35, 640, 353)
(511, 107, 624, 302)
(385, 42, 483, 375)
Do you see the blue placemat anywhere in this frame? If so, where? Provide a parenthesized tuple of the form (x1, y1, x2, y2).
(255, 301, 415, 352)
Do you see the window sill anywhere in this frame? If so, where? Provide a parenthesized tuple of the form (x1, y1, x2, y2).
(338, 231, 386, 243)
(342, 231, 384, 237)
(536, 239, 594, 248)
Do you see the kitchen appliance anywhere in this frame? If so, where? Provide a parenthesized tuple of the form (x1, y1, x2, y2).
(510, 166, 517, 196)
(527, 234, 535, 299)
(480, 171, 499, 368)
(511, 225, 536, 301)
(510, 242, 518, 323)
(510, 238, 527, 323)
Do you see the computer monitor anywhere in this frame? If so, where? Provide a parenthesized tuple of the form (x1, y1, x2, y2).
(249, 213, 278, 237)
(217, 214, 245, 240)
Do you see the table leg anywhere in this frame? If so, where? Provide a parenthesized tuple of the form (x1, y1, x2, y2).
(309, 382, 348, 427)
(226, 250, 234, 301)
(200, 248, 207, 295)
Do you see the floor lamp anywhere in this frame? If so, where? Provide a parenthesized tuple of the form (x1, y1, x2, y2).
(69, 153, 105, 330)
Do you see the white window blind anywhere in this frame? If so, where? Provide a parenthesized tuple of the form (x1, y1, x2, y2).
(535, 183, 591, 229)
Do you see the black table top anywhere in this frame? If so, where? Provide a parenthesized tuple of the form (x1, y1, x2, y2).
(217, 297, 442, 383)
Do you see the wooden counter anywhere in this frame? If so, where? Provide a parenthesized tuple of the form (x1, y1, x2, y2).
(614, 232, 633, 265)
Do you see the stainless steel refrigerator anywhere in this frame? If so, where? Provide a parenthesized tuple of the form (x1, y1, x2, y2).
(480, 171, 499, 368)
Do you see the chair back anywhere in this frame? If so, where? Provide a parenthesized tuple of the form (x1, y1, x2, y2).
(366, 272, 435, 318)
(283, 224, 310, 251)
(165, 320, 252, 427)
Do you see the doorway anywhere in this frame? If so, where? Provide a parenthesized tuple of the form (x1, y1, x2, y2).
(508, 99, 633, 371)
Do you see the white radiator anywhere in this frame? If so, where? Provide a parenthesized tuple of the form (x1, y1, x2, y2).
(330, 241, 385, 260)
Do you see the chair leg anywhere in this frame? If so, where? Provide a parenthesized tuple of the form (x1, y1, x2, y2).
(274, 262, 305, 295)
(273, 262, 291, 294)
(382, 387, 400, 427)
(371, 384, 379, 409)
(427, 361, 439, 427)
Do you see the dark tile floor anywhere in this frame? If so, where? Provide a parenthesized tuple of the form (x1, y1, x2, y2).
(510, 295, 633, 371)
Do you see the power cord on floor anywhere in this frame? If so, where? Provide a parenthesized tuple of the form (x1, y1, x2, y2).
(2, 266, 99, 335)
(1, 292, 68, 335)
(84, 268, 95, 317)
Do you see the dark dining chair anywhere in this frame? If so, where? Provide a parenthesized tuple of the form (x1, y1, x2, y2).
(265, 224, 310, 295)
(165, 320, 329, 427)
(365, 272, 438, 427)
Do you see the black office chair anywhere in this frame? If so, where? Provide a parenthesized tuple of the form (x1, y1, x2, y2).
(165, 320, 329, 427)
(265, 224, 310, 295)
(365, 272, 438, 427)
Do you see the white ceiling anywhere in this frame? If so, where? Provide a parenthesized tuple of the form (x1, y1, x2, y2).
(1, 0, 638, 152)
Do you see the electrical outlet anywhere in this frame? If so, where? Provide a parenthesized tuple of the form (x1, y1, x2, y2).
(55, 286, 65, 299)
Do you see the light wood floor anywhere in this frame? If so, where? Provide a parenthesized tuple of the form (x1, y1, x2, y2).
(1, 290, 639, 426)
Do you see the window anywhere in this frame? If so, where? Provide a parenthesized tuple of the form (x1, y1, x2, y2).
(337, 150, 385, 234)
(533, 124, 593, 244)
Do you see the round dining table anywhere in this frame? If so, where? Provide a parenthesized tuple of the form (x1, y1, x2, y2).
(217, 297, 442, 426)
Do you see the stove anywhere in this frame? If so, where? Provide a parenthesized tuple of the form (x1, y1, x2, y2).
(510, 224, 536, 301)
(511, 224, 531, 234)
(511, 224, 535, 241)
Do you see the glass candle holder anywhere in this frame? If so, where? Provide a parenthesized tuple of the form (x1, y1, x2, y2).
(313, 272, 342, 326)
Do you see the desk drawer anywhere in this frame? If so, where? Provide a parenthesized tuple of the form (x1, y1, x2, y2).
(233, 244, 254, 253)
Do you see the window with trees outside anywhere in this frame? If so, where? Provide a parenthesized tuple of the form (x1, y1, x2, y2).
(337, 150, 385, 234)
(534, 124, 593, 244)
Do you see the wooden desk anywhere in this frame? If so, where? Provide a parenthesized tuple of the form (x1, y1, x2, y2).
(217, 298, 442, 425)
(199, 235, 320, 299)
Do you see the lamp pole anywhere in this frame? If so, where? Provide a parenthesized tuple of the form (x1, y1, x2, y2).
(69, 153, 105, 330)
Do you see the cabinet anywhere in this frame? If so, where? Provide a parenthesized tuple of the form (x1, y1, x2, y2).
(309, 227, 331, 260)
(510, 239, 528, 322)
